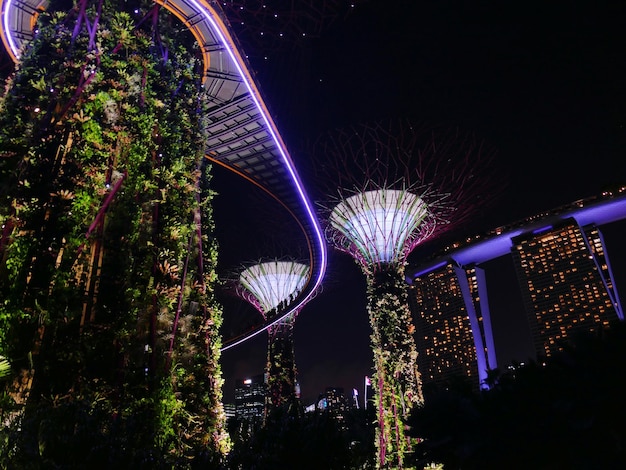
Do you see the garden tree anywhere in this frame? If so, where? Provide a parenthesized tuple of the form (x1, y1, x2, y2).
(234, 260, 311, 416)
(0, 0, 228, 466)
(407, 320, 626, 469)
(314, 120, 500, 469)
(227, 403, 377, 470)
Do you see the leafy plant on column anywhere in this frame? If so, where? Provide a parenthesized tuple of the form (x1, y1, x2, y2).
(0, 1, 227, 465)
(237, 260, 310, 416)
(315, 120, 500, 469)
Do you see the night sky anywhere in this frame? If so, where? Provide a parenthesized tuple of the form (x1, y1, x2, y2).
(215, 0, 626, 405)
(2, 0, 626, 406)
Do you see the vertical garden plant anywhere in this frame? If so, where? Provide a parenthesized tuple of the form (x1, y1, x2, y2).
(0, 0, 228, 466)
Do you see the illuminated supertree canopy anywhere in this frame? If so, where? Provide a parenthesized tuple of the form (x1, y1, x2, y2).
(236, 260, 310, 413)
(239, 260, 310, 315)
(314, 119, 500, 469)
(328, 187, 435, 269)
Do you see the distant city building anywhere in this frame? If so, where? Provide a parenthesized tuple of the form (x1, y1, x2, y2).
(407, 192, 626, 389)
(316, 387, 349, 427)
(351, 387, 360, 409)
(234, 374, 266, 422)
(223, 403, 236, 422)
(316, 387, 348, 413)
(512, 218, 622, 358)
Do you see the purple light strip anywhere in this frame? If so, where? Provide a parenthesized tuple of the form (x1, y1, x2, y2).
(453, 265, 489, 388)
(409, 260, 447, 281)
(1, 0, 327, 351)
(446, 196, 626, 267)
(532, 225, 553, 235)
(1, 0, 20, 58)
(179, 1, 326, 350)
(475, 266, 498, 370)
(579, 225, 624, 321)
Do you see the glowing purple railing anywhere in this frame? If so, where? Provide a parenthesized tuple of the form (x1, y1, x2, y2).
(0, 0, 327, 350)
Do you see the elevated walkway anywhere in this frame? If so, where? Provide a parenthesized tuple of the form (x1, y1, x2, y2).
(0, 0, 327, 350)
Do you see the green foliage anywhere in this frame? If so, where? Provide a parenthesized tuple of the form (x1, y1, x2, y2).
(365, 265, 422, 469)
(0, 0, 227, 466)
(0, 356, 10, 380)
(408, 321, 626, 469)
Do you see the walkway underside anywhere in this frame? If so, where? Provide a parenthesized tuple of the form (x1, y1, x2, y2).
(0, 0, 326, 350)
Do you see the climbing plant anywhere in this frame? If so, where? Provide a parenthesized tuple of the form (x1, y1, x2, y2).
(366, 265, 423, 469)
(0, 0, 228, 466)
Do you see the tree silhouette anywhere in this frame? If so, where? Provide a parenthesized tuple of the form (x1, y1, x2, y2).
(408, 320, 626, 469)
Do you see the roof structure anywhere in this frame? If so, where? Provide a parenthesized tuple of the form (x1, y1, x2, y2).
(0, 0, 326, 350)
(407, 192, 626, 279)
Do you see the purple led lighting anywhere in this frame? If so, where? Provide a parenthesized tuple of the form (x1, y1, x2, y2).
(447, 194, 626, 268)
(453, 265, 489, 387)
(178, 0, 327, 319)
(532, 225, 553, 235)
(410, 260, 448, 281)
(0, 0, 327, 351)
(1, 0, 18, 58)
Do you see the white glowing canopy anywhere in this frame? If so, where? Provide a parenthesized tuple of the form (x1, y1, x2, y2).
(329, 189, 432, 266)
(239, 261, 310, 313)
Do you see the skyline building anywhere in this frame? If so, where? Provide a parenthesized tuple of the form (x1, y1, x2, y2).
(511, 218, 622, 359)
(407, 192, 626, 390)
(234, 374, 266, 423)
(409, 263, 495, 391)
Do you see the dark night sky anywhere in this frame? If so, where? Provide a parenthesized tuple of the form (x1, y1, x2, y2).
(2, 0, 626, 406)
(216, 0, 626, 405)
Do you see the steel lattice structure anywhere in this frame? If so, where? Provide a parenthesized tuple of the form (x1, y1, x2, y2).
(238, 260, 309, 315)
(314, 119, 500, 469)
(237, 260, 310, 412)
(328, 187, 435, 270)
(315, 120, 500, 235)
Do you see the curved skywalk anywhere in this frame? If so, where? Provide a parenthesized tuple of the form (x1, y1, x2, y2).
(0, 0, 327, 350)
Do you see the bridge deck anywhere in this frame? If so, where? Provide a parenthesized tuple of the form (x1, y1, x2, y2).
(0, 0, 326, 350)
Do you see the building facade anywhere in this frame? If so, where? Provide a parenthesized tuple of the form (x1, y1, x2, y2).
(234, 374, 266, 422)
(407, 193, 626, 390)
(409, 263, 495, 390)
(512, 218, 622, 359)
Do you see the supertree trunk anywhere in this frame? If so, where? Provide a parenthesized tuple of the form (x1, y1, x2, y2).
(235, 259, 310, 418)
(366, 264, 422, 469)
(316, 120, 501, 468)
(0, 0, 228, 465)
(266, 316, 299, 412)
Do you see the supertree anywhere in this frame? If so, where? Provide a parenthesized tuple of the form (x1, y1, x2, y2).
(314, 119, 500, 469)
(235, 259, 310, 416)
(0, 0, 229, 465)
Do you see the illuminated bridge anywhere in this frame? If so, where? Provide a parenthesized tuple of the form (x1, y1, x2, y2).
(0, 0, 327, 350)
(407, 192, 626, 387)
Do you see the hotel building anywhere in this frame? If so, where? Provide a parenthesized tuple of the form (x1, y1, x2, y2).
(512, 219, 620, 359)
(407, 192, 626, 389)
